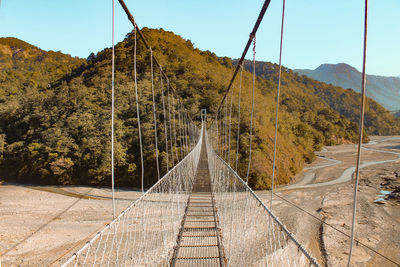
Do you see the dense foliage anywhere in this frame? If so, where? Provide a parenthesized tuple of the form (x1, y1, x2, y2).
(241, 60, 400, 136)
(0, 30, 390, 189)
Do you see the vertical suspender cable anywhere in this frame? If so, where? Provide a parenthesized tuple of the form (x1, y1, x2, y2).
(221, 103, 224, 156)
(348, 0, 368, 265)
(225, 98, 229, 161)
(186, 113, 190, 152)
(160, 69, 169, 171)
(181, 108, 187, 156)
(117, 0, 192, 118)
(186, 113, 190, 153)
(218, 113, 221, 155)
(179, 103, 185, 156)
(134, 27, 145, 193)
(216, 114, 219, 155)
(228, 86, 233, 166)
(224, 99, 228, 161)
(220, 112, 223, 156)
(270, 0, 286, 210)
(209, 0, 272, 128)
(184, 106, 188, 155)
(177, 102, 183, 158)
(235, 66, 243, 172)
(246, 36, 256, 185)
(111, 0, 116, 219)
(183, 106, 189, 155)
(188, 114, 191, 149)
(172, 97, 179, 161)
(167, 85, 175, 166)
(150, 50, 160, 180)
(221, 112, 223, 156)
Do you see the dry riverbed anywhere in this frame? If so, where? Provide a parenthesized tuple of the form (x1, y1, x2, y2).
(267, 136, 400, 266)
(0, 136, 399, 266)
(0, 186, 141, 266)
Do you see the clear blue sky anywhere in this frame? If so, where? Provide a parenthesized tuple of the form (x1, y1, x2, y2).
(0, 0, 399, 76)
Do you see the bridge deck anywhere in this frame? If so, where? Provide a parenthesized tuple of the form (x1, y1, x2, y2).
(171, 133, 225, 267)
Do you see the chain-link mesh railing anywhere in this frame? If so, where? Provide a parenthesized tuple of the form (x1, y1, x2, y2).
(205, 130, 320, 266)
(62, 126, 202, 267)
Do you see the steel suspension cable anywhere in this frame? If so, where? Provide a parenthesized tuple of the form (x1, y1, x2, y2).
(160, 68, 169, 171)
(117, 0, 194, 123)
(209, 0, 272, 127)
(167, 85, 175, 166)
(133, 27, 145, 193)
(235, 65, 243, 172)
(224, 99, 228, 161)
(245, 37, 256, 185)
(186, 114, 191, 150)
(270, 0, 286, 210)
(225, 98, 229, 162)
(186, 113, 190, 152)
(177, 102, 183, 158)
(111, 0, 116, 218)
(216, 114, 219, 155)
(220, 112, 223, 156)
(181, 108, 187, 156)
(183, 105, 189, 155)
(348, 0, 368, 265)
(221, 113, 223, 157)
(150, 50, 160, 181)
(220, 103, 224, 156)
(171, 97, 179, 161)
(180, 107, 184, 156)
(228, 86, 233, 166)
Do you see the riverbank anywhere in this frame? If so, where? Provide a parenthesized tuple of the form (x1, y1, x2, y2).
(264, 136, 400, 266)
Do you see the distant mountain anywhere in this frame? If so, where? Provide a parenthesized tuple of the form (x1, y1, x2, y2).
(240, 60, 400, 135)
(294, 63, 400, 112)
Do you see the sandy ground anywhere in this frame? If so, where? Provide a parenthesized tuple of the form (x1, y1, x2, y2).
(0, 136, 399, 266)
(0, 186, 142, 266)
(264, 136, 400, 266)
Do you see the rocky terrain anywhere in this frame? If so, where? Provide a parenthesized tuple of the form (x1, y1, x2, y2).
(270, 136, 400, 266)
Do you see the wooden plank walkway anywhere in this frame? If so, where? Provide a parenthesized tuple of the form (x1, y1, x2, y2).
(170, 133, 225, 267)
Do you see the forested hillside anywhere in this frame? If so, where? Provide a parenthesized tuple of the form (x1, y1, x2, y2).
(243, 60, 400, 135)
(0, 37, 84, 92)
(0, 30, 366, 189)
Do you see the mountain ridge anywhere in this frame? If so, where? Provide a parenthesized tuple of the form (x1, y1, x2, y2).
(1, 31, 396, 190)
(294, 63, 400, 113)
(240, 59, 400, 135)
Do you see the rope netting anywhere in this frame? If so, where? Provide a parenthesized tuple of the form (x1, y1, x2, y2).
(62, 1, 204, 264)
(61, 0, 372, 265)
(62, 127, 202, 267)
(205, 129, 320, 266)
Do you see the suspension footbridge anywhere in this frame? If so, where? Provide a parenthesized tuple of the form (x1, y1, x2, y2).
(170, 128, 224, 266)
(60, 0, 386, 265)
(62, 119, 320, 266)
(3, 0, 397, 266)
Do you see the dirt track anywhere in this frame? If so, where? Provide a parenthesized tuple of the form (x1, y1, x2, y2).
(0, 136, 399, 266)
